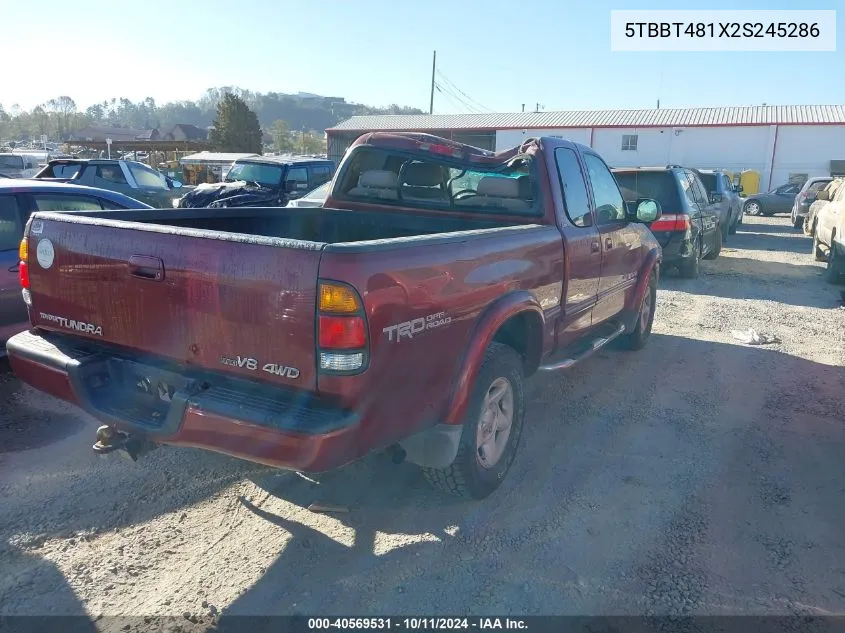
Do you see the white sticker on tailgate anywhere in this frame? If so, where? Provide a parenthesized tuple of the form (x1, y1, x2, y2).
(36, 239, 55, 269)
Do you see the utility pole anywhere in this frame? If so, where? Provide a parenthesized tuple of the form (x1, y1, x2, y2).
(429, 50, 436, 115)
(522, 104, 525, 113)
(657, 99, 660, 109)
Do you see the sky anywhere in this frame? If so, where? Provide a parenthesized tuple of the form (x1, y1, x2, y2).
(2, 0, 843, 115)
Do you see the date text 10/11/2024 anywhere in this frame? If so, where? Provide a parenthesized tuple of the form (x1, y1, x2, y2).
(307, 618, 528, 630)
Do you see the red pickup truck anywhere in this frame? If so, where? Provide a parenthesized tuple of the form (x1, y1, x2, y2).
(6, 133, 663, 499)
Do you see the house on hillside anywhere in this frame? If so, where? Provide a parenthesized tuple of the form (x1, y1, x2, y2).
(162, 124, 208, 142)
(67, 126, 155, 142)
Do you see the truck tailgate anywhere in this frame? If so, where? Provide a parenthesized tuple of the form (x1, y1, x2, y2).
(24, 214, 323, 391)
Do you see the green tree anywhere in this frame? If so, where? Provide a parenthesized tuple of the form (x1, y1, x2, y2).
(271, 119, 294, 152)
(209, 92, 262, 153)
(300, 132, 327, 155)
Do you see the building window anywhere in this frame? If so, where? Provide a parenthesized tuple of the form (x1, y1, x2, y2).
(621, 134, 638, 151)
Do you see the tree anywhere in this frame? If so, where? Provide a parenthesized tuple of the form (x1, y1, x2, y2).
(300, 132, 326, 155)
(46, 96, 77, 139)
(270, 119, 294, 152)
(209, 93, 262, 153)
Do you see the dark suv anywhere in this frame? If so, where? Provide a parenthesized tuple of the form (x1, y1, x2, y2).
(178, 156, 335, 208)
(613, 166, 722, 278)
(695, 168, 743, 239)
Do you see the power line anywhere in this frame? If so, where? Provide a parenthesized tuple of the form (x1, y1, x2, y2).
(434, 84, 479, 114)
(434, 68, 493, 113)
(434, 82, 484, 114)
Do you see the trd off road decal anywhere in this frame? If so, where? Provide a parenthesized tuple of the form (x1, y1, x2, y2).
(383, 311, 452, 343)
(219, 355, 300, 379)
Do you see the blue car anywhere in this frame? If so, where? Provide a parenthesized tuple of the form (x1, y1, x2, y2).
(0, 179, 152, 354)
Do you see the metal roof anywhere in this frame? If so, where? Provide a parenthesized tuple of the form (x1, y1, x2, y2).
(179, 152, 259, 164)
(327, 105, 845, 132)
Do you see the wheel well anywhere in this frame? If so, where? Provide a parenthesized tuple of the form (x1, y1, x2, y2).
(492, 312, 543, 377)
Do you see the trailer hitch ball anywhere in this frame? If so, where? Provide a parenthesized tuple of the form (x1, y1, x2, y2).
(96, 425, 114, 444)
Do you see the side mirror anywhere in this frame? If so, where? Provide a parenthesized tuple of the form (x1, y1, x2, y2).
(633, 198, 661, 223)
(709, 192, 723, 204)
(817, 189, 830, 201)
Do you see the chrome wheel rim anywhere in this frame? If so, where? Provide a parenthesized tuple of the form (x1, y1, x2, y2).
(746, 202, 760, 215)
(476, 378, 514, 469)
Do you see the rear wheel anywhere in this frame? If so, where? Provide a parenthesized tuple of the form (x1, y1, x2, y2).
(621, 271, 656, 351)
(678, 239, 701, 279)
(792, 214, 803, 229)
(812, 229, 826, 262)
(422, 343, 525, 499)
(825, 238, 843, 284)
(703, 227, 722, 260)
(728, 214, 739, 235)
(744, 200, 762, 216)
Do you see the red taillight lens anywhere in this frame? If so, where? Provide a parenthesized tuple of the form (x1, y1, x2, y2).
(318, 315, 366, 349)
(650, 213, 691, 232)
(18, 261, 30, 289)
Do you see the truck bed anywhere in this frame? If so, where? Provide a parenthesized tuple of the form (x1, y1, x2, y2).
(49, 206, 518, 244)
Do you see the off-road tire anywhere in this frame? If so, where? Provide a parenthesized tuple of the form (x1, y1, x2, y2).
(812, 229, 826, 262)
(703, 227, 722, 260)
(678, 239, 701, 278)
(621, 271, 656, 351)
(793, 215, 803, 229)
(422, 343, 525, 500)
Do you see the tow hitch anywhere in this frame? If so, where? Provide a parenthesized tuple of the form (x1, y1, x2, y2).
(92, 425, 158, 462)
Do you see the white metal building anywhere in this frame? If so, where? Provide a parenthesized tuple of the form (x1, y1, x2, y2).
(326, 105, 845, 191)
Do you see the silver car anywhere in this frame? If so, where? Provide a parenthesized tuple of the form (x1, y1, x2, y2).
(791, 176, 832, 229)
(285, 181, 330, 208)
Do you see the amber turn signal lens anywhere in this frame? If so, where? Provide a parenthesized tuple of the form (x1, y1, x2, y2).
(19, 237, 28, 262)
(319, 282, 360, 313)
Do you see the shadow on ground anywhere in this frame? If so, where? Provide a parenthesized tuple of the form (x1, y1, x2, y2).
(212, 334, 845, 621)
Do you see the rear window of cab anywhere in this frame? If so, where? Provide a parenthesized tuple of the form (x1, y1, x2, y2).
(334, 146, 541, 216)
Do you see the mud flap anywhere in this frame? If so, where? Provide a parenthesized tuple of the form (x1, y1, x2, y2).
(399, 423, 464, 469)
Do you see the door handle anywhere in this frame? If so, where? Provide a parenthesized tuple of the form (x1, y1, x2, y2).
(605, 237, 613, 249)
(590, 241, 600, 253)
(128, 255, 165, 281)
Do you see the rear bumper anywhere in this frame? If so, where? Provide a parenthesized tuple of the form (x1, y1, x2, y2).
(6, 330, 361, 473)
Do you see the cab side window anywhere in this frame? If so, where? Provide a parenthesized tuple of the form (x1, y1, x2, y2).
(0, 195, 23, 251)
(583, 153, 626, 224)
(554, 148, 592, 227)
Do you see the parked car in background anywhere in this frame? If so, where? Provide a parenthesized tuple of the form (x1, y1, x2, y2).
(0, 179, 152, 355)
(791, 177, 832, 229)
(8, 133, 663, 500)
(804, 178, 843, 236)
(286, 181, 331, 208)
(33, 159, 185, 208)
(695, 168, 743, 238)
(0, 153, 41, 179)
(178, 156, 335, 208)
(811, 179, 845, 284)
(742, 182, 801, 216)
(613, 166, 721, 278)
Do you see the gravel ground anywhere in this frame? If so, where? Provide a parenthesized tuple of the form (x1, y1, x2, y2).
(1, 215, 844, 629)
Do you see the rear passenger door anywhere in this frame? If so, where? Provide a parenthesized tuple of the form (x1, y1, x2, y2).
(583, 153, 642, 325)
(552, 147, 602, 345)
(309, 164, 333, 189)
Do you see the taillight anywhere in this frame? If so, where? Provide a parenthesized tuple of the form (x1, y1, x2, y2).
(18, 237, 30, 290)
(650, 213, 691, 232)
(317, 280, 367, 374)
(19, 261, 30, 289)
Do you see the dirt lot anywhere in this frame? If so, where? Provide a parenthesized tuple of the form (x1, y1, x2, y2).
(1, 215, 844, 626)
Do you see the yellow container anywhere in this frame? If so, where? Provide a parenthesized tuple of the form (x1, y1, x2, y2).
(736, 170, 760, 197)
